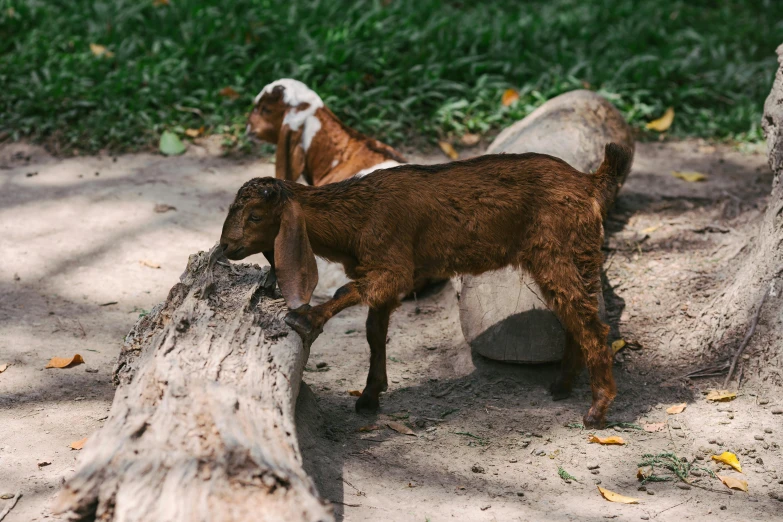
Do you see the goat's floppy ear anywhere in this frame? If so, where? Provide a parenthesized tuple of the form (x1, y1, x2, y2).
(275, 123, 306, 182)
(274, 200, 318, 309)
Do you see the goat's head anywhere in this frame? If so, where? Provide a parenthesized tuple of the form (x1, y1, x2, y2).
(246, 84, 288, 143)
(220, 177, 318, 309)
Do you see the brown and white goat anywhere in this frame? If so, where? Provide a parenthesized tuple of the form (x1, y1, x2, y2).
(247, 79, 407, 186)
(220, 143, 633, 428)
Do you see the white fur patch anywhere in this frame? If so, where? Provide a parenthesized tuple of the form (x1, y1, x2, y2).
(331, 159, 340, 168)
(355, 160, 401, 177)
(255, 79, 324, 152)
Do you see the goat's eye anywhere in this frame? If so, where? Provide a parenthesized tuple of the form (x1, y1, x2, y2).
(248, 214, 262, 222)
(260, 106, 271, 115)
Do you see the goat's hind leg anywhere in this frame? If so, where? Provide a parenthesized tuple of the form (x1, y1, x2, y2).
(550, 331, 584, 401)
(531, 265, 615, 428)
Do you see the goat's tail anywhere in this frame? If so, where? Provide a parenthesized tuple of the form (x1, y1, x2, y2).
(592, 142, 633, 216)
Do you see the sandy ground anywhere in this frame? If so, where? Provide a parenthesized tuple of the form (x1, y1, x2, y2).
(1, 139, 782, 522)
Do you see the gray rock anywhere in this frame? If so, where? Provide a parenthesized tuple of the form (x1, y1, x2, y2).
(587, 462, 600, 470)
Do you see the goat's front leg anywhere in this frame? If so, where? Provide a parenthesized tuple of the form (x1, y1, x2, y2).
(285, 282, 361, 345)
(355, 302, 395, 414)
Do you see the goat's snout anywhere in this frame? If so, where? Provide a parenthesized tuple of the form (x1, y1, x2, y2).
(220, 241, 245, 260)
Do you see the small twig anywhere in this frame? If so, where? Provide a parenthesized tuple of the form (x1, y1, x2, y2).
(330, 500, 361, 507)
(0, 493, 22, 522)
(653, 499, 690, 519)
(724, 290, 768, 388)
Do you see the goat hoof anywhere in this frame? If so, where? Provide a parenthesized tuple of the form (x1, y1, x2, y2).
(284, 311, 323, 345)
(549, 380, 572, 401)
(355, 393, 380, 414)
(582, 412, 606, 430)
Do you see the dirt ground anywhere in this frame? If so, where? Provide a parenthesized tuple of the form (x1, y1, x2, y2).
(1, 139, 782, 522)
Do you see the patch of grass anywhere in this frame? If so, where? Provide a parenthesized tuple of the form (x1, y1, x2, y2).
(638, 452, 716, 485)
(558, 466, 578, 483)
(454, 431, 488, 446)
(1, 0, 780, 153)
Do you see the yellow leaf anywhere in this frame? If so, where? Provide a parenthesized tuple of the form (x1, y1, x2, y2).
(184, 127, 204, 138)
(438, 141, 459, 160)
(386, 421, 416, 436)
(347, 390, 362, 397)
(611, 339, 626, 355)
(637, 466, 654, 480)
(501, 88, 520, 107)
(597, 486, 639, 504)
(666, 403, 687, 414)
(0, 363, 8, 373)
(705, 389, 736, 402)
(589, 434, 626, 445)
(672, 170, 707, 182)
(357, 424, 380, 432)
(460, 133, 480, 146)
(219, 86, 240, 100)
(646, 107, 674, 132)
(641, 224, 661, 235)
(46, 354, 85, 369)
(718, 475, 748, 491)
(642, 422, 666, 433)
(70, 437, 88, 450)
(89, 43, 114, 58)
(140, 260, 161, 269)
(712, 452, 742, 473)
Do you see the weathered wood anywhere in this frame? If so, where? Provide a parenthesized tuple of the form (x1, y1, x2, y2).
(54, 246, 333, 522)
(457, 90, 634, 363)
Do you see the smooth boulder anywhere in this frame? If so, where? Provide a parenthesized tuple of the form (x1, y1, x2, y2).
(457, 90, 634, 363)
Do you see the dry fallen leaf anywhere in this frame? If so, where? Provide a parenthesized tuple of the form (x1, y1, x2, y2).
(153, 203, 177, 213)
(184, 127, 204, 138)
(589, 434, 626, 445)
(597, 486, 639, 504)
(641, 224, 661, 235)
(672, 170, 707, 183)
(140, 260, 161, 269)
(347, 390, 362, 397)
(219, 86, 240, 100)
(153, 0, 170, 6)
(89, 43, 114, 58)
(712, 452, 742, 473)
(70, 437, 88, 450)
(386, 421, 416, 436)
(460, 133, 480, 146)
(646, 107, 674, 132)
(501, 88, 520, 107)
(0, 363, 8, 373)
(611, 339, 626, 355)
(637, 466, 654, 480)
(705, 389, 736, 402)
(666, 403, 687, 415)
(438, 141, 459, 160)
(642, 422, 666, 433)
(357, 424, 380, 432)
(46, 354, 85, 369)
(718, 475, 748, 491)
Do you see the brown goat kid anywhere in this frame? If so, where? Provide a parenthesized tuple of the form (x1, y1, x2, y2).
(220, 143, 633, 428)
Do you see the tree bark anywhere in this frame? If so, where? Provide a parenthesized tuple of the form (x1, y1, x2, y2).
(54, 246, 333, 522)
(456, 90, 634, 363)
(699, 44, 783, 385)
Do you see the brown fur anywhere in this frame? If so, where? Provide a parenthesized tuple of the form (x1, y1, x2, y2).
(220, 143, 633, 428)
(248, 86, 406, 186)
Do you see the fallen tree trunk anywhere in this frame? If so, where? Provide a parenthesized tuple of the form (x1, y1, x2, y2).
(55, 246, 333, 522)
(457, 90, 635, 363)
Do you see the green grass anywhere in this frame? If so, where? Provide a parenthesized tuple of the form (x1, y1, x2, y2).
(1, 0, 781, 153)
